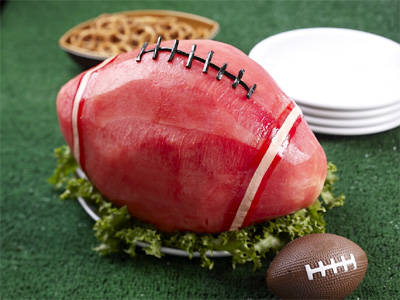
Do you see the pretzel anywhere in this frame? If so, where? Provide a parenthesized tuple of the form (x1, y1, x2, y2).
(66, 13, 211, 56)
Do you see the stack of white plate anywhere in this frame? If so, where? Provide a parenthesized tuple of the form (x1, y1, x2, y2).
(249, 28, 400, 135)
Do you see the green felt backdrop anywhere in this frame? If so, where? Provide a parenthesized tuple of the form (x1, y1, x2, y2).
(1, 0, 399, 299)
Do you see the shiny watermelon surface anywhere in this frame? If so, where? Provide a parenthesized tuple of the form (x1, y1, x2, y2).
(56, 39, 327, 233)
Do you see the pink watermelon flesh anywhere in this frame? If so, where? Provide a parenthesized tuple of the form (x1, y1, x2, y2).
(56, 39, 327, 233)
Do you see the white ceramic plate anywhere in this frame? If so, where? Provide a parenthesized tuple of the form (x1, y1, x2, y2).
(299, 100, 400, 119)
(249, 28, 400, 110)
(308, 116, 400, 135)
(75, 169, 231, 258)
(303, 106, 400, 128)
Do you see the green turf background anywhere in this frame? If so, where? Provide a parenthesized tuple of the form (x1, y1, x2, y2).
(1, 0, 399, 299)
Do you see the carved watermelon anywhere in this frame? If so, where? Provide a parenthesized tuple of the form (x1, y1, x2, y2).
(56, 38, 327, 233)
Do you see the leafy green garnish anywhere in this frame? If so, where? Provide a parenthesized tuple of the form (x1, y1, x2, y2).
(49, 145, 345, 269)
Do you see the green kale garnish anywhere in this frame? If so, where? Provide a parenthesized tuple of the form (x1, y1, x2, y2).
(49, 145, 345, 269)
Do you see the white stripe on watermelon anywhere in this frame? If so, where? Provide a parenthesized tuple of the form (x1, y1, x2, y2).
(229, 105, 303, 231)
(72, 57, 115, 166)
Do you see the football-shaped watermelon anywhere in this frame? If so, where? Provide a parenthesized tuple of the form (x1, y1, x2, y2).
(267, 233, 368, 299)
(56, 38, 327, 233)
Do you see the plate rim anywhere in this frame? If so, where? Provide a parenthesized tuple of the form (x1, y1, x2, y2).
(303, 107, 400, 128)
(299, 100, 400, 120)
(249, 27, 400, 110)
(308, 116, 400, 135)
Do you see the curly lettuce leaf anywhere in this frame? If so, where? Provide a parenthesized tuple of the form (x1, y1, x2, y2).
(49, 145, 345, 269)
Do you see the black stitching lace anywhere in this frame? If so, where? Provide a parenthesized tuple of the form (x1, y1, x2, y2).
(135, 37, 257, 99)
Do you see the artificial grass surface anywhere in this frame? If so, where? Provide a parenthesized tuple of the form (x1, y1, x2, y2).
(1, 1, 399, 299)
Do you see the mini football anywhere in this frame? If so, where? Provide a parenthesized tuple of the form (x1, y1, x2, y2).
(267, 233, 368, 299)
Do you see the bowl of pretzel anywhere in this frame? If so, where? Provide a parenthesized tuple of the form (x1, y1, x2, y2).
(59, 10, 220, 69)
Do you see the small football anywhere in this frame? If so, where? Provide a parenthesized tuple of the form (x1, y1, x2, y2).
(266, 233, 368, 299)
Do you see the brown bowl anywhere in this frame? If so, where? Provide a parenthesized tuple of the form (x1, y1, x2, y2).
(59, 9, 220, 69)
